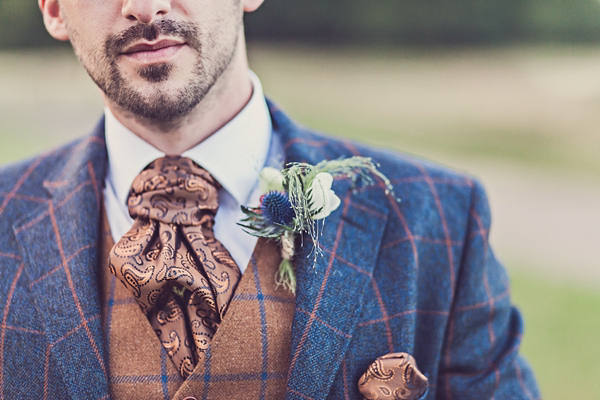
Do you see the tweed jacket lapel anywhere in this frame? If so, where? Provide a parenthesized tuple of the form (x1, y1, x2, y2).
(12, 119, 109, 399)
(286, 192, 388, 399)
(271, 104, 390, 399)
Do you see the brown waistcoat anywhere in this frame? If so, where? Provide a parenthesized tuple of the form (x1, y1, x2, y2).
(99, 208, 296, 399)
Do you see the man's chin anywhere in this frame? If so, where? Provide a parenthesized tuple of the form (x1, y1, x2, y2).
(109, 85, 204, 125)
(100, 54, 211, 124)
(120, 102, 189, 125)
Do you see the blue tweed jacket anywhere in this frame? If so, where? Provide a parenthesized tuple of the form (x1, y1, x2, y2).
(0, 103, 539, 399)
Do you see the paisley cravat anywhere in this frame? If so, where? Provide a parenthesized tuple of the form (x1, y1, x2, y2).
(108, 156, 241, 378)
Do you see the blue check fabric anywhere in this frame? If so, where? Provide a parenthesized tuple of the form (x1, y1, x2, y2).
(0, 101, 540, 399)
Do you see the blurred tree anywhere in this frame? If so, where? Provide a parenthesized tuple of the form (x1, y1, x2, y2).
(0, 0, 54, 48)
(1, 0, 600, 48)
(243, 0, 600, 45)
(520, 0, 600, 41)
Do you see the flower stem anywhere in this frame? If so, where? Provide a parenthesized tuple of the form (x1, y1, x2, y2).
(276, 231, 297, 293)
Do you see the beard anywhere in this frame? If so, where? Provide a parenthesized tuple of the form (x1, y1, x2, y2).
(76, 20, 237, 124)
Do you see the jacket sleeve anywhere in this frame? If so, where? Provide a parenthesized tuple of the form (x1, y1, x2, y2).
(436, 180, 541, 399)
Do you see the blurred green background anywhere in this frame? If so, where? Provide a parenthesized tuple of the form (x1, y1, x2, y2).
(2, 1, 600, 399)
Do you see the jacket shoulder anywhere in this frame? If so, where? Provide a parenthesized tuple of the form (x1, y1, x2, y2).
(271, 99, 478, 191)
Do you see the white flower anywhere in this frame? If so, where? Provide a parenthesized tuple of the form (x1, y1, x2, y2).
(307, 172, 341, 220)
(259, 167, 284, 193)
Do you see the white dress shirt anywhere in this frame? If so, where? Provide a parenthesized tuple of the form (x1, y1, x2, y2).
(103, 71, 272, 273)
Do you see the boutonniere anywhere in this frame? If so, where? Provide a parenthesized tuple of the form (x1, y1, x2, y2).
(238, 156, 398, 293)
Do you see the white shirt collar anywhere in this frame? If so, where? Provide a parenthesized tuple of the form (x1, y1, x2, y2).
(104, 70, 272, 209)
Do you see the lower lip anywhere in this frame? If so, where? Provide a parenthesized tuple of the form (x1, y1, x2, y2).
(122, 44, 185, 63)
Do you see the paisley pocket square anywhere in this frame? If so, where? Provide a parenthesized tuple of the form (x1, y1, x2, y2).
(358, 352, 428, 400)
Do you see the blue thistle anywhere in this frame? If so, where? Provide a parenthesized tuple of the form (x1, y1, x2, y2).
(260, 191, 295, 226)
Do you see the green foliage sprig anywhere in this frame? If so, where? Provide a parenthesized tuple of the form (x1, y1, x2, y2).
(238, 156, 399, 293)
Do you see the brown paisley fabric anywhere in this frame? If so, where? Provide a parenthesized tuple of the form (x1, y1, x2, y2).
(108, 156, 241, 378)
(358, 352, 428, 400)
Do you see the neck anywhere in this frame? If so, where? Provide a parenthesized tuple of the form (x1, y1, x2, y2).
(103, 41, 253, 155)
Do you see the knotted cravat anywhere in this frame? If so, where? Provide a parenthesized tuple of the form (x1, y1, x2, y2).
(108, 156, 241, 378)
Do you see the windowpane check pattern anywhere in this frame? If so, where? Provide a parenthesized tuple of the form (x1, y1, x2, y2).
(0, 103, 539, 399)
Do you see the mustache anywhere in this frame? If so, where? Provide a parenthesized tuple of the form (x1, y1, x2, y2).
(105, 19, 200, 56)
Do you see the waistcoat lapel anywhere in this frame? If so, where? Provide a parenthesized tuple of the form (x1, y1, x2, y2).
(13, 121, 110, 399)
(99, 208, 185, 399)
(171, 238, 296, 399)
